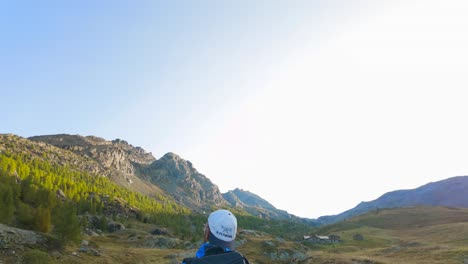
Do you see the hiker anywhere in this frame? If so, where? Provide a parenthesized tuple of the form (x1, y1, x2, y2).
(182, 209, 250, 264)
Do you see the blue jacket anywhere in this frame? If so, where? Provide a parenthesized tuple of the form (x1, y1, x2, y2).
(182, 243, 232, 264)
(196, 242, 232, 258)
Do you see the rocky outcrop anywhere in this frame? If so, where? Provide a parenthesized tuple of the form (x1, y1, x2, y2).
(0, 134, 103, 176)
(145, 152, 226, 210)
(0, 224, 45, 249)
(26, 134, 165, 197)
(29, 134, 155, 176)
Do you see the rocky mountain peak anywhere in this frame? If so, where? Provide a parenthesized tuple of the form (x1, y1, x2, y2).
(157, 152, 196, 178)
(145, 154, 225, 210)
(161, 152, 179, 160)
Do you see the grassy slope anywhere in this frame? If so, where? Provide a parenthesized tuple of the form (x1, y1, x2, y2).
(303, 206, 468, 264)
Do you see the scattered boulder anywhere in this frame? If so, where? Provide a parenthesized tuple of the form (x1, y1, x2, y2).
(79, 246, 89, 253)
(151, 228, 169, 236)
(84, 228, 99, 236)
(0, 224, 44, 248)
(90, 248, 101, 256)
(107, 221, 125, 233)
(50, 249, 62, 258)
(353, 234, 364, 241)
(239, 229, 259, 236)
(56, 189, 67, 200)
(139, 236, 182, 249)
(267, 248, 306, 262)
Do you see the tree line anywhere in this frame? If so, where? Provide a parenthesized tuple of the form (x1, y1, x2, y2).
(0, 152, 192, 243)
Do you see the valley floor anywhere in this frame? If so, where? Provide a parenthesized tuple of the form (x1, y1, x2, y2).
(3, 207, 468, 264)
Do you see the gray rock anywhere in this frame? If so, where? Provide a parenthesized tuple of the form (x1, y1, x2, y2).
(50, 250, 62, 258)
(107, 221, 125, 233)
(353, 234, 364, 241)
(151, 228, 169, 236)
(90, 248, 101, 256)
(139, 236, 182, 249)
(56, 189, 66, 200)
(0, 224, 44, 248)
(79, 246, 89, 253)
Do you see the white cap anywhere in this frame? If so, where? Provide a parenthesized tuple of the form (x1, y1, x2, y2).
(208, 209, 237, 248)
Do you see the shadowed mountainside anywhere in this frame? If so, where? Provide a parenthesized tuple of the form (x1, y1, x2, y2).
(223, 188, 292, 220)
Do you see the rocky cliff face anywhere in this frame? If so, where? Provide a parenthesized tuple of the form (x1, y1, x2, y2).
(145, 152, 226, 210)
(29, 134, 155, 175)
(0, 134, 104, 175)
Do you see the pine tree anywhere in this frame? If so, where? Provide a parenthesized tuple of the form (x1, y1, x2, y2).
(53, 202, 81, 244)
(0, 184, 15, 224)
(35, 206, 51, 233)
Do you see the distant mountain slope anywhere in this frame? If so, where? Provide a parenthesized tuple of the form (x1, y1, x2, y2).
(223, 188, 291, 220)
(317, 176, 468, 225)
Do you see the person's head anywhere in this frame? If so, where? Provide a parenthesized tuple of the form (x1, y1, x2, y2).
(204, 209, 238, 250)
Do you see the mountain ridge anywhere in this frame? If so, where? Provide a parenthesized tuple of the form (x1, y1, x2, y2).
(5, 133, 295, 219)
(316, 175, 468, 225)
(8, 133, 468, 226)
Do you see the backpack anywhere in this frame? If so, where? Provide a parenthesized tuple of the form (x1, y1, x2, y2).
(183, 251, 249, 264)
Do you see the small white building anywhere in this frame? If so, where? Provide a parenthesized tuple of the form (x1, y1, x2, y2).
(304, 234, 341, 244)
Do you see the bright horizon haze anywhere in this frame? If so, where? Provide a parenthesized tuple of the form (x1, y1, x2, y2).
(2, 1, 468, 218)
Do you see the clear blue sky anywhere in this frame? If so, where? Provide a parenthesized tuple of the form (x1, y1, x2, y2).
(2, 1, 468, 218)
